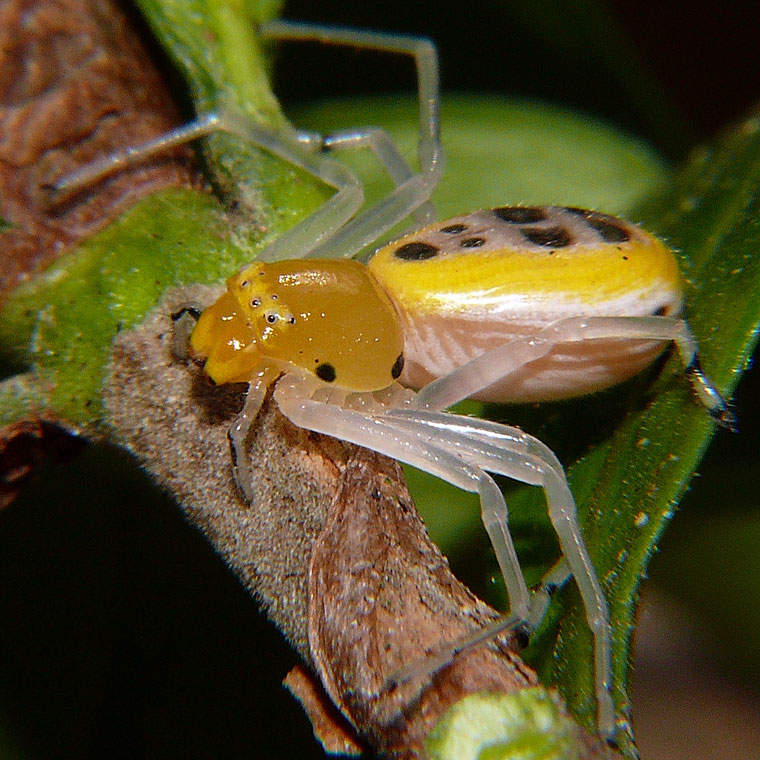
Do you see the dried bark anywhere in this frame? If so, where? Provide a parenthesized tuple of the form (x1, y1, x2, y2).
(307, 447, 538, 755)
(0, 0, 197, 297)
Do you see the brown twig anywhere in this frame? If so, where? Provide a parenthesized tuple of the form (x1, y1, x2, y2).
(0, 0, 199, 501)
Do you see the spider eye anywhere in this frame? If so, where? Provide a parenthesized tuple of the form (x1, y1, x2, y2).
(251, 298, 261, 308)
(265, 311, 278, 324)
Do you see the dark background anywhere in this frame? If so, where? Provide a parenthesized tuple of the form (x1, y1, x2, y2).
(275, 0, 760, 157)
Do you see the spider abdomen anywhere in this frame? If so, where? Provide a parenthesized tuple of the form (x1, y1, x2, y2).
(369, 206, 683, 401)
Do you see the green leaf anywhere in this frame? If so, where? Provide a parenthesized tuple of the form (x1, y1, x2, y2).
(293, 94, 667, 220)
(1, 191, 240, 428)
(469, 115, 760, 755)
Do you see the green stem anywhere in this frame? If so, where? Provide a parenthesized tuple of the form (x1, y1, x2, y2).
(207, 0, 285, 125)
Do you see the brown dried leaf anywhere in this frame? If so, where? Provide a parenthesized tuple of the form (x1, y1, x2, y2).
(284, 664, 364, 756)
(0, 0, 197, 297)
(309, 448, 538, 756)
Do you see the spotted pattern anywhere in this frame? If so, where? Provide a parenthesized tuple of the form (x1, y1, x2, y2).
(493, 206, 547, 224)
(566, 207, 631, 243)
(315, 362, 337, 382)
(395, 241, 439, 260)
(521, 226, 572, 248)
(383, 205, 644, 264)
(591, 218, 630, 243)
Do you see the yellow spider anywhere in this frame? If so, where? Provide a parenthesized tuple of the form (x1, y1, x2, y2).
(53, 20, 734, 745)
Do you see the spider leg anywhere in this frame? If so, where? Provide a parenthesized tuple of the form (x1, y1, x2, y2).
(388, 559, 574, 693)
(261, 20, 443, 259)
(388, 610, 524, 687)
(46, 113, 220, 203)
(389, 562, 576, 695)
(273, 383, 615, 737)
(526, 557, 573, 631)
(47, 107, 366, 261)
(415, 315, 735, 429)
(49, 21, 443, 264)
(227, 366, 281, 502)
(384, 408, 615, 737)
(314, 128, 437, 228)
(273, 383, 531, 621)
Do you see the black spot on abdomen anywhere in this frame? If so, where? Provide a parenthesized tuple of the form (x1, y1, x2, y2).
(315, 363, 337, 382)
(493, 206, 547, 224)
(440, 223, 467, 234)
(589, 217, 630, 243)
(391, 353, 405, 379)
(565, 207, 631, 243)
(522, 226, 573, 248)
(395, 241, 439, 260)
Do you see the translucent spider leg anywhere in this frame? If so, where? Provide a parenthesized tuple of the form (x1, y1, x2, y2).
(48, 110, 366, 264)
(47, 113, 221, 203)
(383, 408, 615, 736)
(226, 366, 282, 502)
(273, 385, 528, 619)
(299, 127, 437, 229)
(387, 611, 522, 684)
(272, 382, 615, 737)
(525, 557, 574, 632)
(260, 20, 444, 259)
(50, 21, 442, 263)
(415, 315, 736, 429)
(388, 559, 572, 696)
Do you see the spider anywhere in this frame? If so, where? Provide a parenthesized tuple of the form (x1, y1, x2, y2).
(52, 19, 734, 745)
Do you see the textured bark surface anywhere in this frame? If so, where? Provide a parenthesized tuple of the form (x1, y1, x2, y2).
(0, 0, 196, 297)
(308, 449, 537, 756)
(105, 285, 347, 658)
